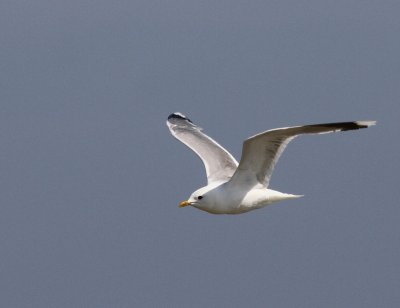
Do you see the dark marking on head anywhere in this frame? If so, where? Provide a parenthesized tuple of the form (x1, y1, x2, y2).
(167, 113, 193, 123)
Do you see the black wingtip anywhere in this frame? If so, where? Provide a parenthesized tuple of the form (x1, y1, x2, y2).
(337, 121, 375, 131)
(328, 122, 367, 131)
(308, 121, 376, 131)
(167, 112, 193, 123)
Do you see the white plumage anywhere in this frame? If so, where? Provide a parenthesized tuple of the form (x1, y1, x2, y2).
(167, 112, 375, 214)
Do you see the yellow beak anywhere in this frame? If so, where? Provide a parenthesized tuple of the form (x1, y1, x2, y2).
(179, 200, 191, 208)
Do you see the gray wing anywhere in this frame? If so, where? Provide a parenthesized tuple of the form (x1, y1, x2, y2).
(228, 121, 376, 188)
(167, 113, 238, 184)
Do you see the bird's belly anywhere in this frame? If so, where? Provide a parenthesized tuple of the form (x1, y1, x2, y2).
(198, 188, 298, 215)
(239, 189, 272, 209)
(238, 188, 296, 212)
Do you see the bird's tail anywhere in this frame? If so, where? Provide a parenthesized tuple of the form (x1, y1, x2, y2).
(286, 193, 304, 199)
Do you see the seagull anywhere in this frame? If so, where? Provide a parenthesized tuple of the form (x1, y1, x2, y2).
(167, 112, 375, 214)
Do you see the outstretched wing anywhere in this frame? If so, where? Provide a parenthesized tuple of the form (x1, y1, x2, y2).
(228, 121, 376, 188)
(167, 113, 238, 184)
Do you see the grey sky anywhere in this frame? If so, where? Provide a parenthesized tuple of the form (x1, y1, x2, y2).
(0, 0, 399, 307)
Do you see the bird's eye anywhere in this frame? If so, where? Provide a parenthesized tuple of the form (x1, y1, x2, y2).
(197, 196, 203, 200)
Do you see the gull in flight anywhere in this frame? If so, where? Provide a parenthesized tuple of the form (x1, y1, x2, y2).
(167, 112, 375, 214)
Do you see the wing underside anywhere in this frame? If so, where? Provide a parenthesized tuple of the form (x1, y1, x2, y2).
(167, 113, 238, 184)
(228, 121, 376, 188)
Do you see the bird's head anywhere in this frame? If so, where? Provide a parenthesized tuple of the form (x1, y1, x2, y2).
(179, 186, 215, 211)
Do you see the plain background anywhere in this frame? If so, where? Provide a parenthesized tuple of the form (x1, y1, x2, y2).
(1, 0, 399, 307)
